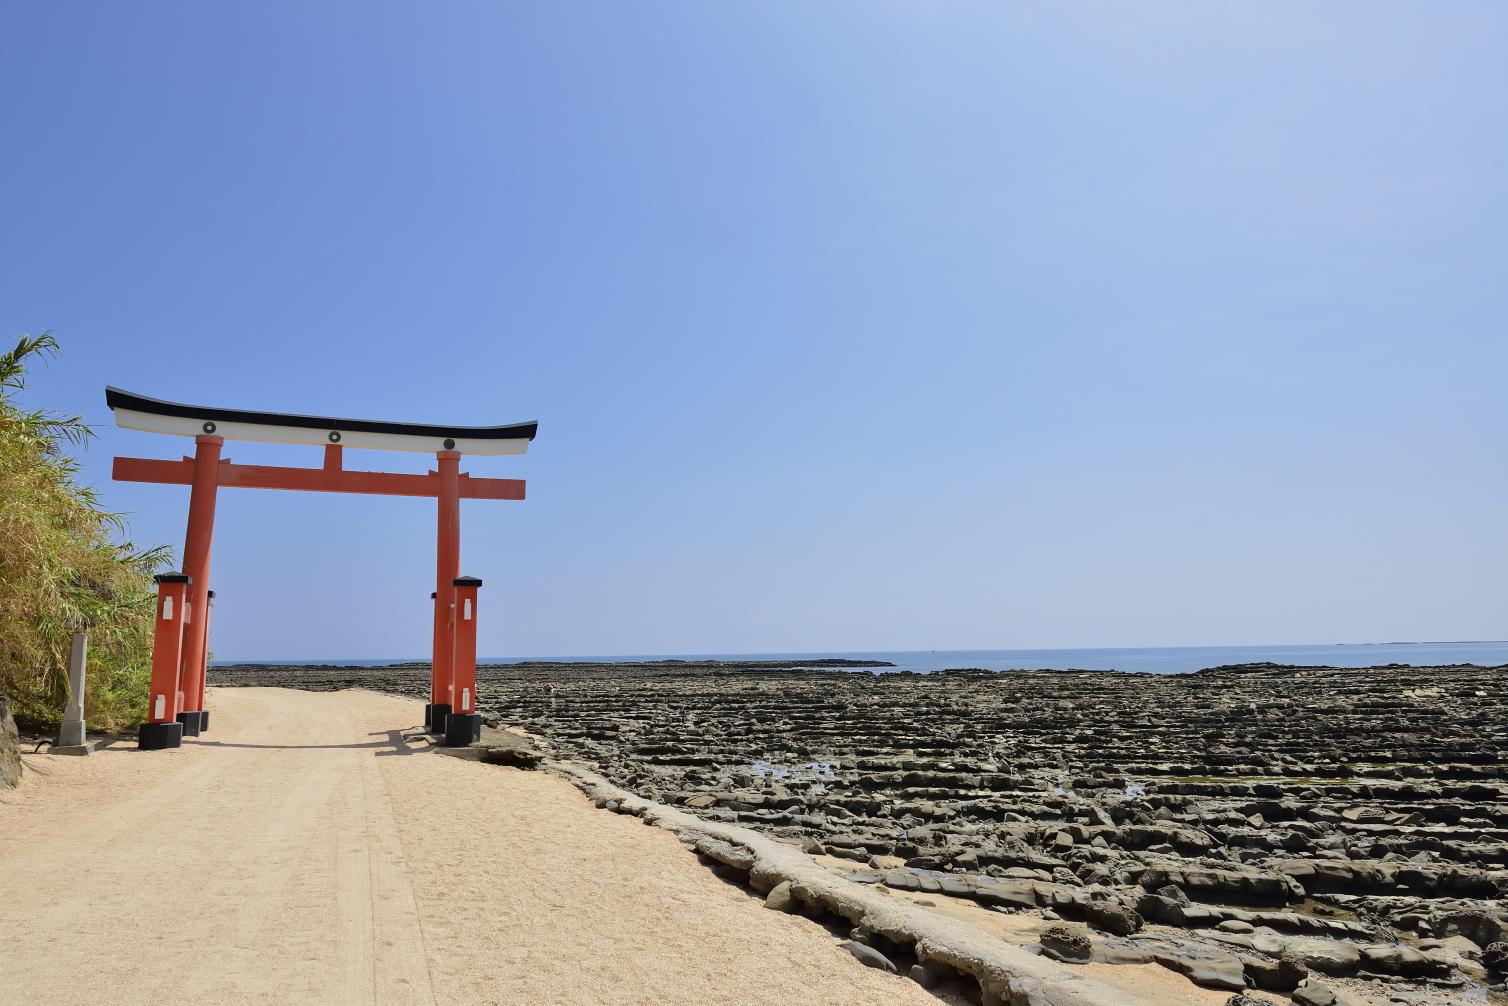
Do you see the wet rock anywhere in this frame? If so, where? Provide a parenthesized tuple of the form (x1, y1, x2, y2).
(1483, 941, 1508, 975)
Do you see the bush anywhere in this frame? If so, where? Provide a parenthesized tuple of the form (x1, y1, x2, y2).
(0, 334, 170, 730)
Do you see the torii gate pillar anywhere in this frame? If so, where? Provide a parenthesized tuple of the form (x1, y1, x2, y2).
(426, 451, 461, 733)
(176, 434, 222, 737)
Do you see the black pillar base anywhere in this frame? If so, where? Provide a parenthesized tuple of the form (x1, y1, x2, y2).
(428, 703, 452, 736)
(177, 710, 202, 737)
(444, 713, 481, 747)
(197, 709, 209, 732)
(139, 721, 184, 750)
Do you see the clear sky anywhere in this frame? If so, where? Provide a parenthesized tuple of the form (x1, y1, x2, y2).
(3, 4, 1504, 660)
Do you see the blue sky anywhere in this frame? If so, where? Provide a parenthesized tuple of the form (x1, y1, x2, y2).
(4, 4, 1504, 659)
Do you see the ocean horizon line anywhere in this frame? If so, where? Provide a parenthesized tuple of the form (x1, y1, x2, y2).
(210, 639, 1508, 676)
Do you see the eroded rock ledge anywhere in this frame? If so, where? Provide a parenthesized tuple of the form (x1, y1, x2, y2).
(549, 759, 1154, 1006)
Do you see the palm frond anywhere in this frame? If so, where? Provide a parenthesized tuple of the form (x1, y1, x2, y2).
(0, 331, 167, 729)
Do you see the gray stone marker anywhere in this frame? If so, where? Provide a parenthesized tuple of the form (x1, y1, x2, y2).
(53, 629, 98, 755)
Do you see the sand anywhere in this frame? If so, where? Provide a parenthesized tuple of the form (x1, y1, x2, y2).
(0, 687, 949, 1005)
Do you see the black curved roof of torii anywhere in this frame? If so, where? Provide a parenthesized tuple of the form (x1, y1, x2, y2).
(105, 387, 539, 442)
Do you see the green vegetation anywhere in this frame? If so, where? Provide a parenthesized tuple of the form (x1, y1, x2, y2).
(0, 334, 170, 730)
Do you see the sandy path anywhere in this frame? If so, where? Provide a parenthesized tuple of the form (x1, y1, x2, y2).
(0, 687, 944, 1006)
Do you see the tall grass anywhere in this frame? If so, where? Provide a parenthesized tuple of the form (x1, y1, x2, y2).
(0, 334, 170, 730)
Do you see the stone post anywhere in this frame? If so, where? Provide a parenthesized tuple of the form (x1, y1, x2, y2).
(54, 627, 96, 754)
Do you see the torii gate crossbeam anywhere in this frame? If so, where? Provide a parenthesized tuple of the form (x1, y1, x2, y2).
(105, 387, 535, 751)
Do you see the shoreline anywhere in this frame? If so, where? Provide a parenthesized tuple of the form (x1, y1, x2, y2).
(211, 660, 1508, 1005)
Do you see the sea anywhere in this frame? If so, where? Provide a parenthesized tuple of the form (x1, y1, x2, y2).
(214, 640, 1508, 676)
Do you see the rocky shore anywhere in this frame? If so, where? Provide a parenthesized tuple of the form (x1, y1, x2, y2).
(212, 660, 1508, 1005)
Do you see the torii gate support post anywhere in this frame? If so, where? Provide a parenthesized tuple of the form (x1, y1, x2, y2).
(445, 576, 482, 746)
(198, 589, 215, 730)
(425, 591, 439, 729)
(427, 451, 461, 735)
(177, 434, 222, 737)
(140, 572, 191, 750)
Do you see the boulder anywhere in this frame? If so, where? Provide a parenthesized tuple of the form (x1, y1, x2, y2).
(973, 882, 1039, 911)
(1433, 934, 1481, 960)
(0, 696, 20, 789)
(1438, 910, 1508, 947)
(1139, 864, 1303, 905)
(839, 940, 896, 973)
(1237, 951, 1308, 992)
(1085, 900, 1143, 937)
(1148, 941, 1248, 992)
(1484, 941, 1508, 976)
(1359, 942, 1447, 977)
(1136, 893, 1186, 925)
(694, 836, 755, 872)
(476, 742, 543, 769)
(1291, 979, 1337, 1006)
(1038, 925, 1092, 963)
(764, 880, 799, 913)
(1157, 883, 1191, 905)
(909, 962, 950, 988)
(1280, 937, 1360, 976)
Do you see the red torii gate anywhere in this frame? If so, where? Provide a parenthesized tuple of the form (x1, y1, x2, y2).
(106, 388, 536, 750)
